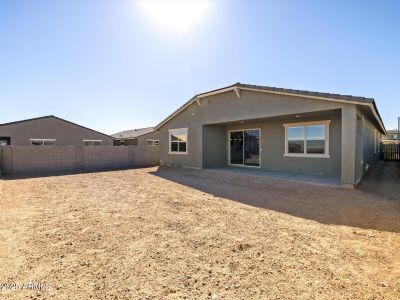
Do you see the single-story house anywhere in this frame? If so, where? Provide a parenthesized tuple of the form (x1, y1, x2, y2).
(0, 115, 113, 146)
(382, 129, 399, 142)
(154, 83, 386, 187)
(112, 127, 160, 146)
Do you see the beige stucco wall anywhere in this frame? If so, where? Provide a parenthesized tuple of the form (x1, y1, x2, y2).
(0, 117, 113, 146)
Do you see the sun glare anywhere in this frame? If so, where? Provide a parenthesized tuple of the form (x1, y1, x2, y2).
(138, 0, 210, 35)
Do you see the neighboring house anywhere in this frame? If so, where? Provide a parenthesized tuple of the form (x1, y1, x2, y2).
(382, 129, 400, 142)
(112, 127, 160, 146)
(0, 115, 113, 146)
(155, 83, 386, 187)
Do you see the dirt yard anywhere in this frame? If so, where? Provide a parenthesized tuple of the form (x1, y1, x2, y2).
(1, 167, 400, 299)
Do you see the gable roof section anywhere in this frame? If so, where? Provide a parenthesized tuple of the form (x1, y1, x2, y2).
(0, 115, 113, 139)
(386, 129, 400, 134)
(154, 82, 386, 133)
(112, 127, 155, 139)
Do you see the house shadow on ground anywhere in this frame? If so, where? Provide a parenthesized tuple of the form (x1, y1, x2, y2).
(150, 166, 400, 234)
(358, 160, 400, 201)
(0, 167, 135, 180)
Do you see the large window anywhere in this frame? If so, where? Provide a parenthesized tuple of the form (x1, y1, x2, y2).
(83, 140, 102, 146)
(30, 139, 56, 146)
(169, 128, 187, 154)
(284, 121, 330, 158)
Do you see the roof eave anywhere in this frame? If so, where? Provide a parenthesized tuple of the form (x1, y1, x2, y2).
(154, 83, 386, 133)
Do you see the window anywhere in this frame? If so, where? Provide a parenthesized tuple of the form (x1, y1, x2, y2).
(284, 121, 330, 158)
(30, 139, 56, 146)
(0, 137, 10, 145)
(169, 128, 187, 154)
(83, 140, 102, 146)
(147, 139, 159, 146)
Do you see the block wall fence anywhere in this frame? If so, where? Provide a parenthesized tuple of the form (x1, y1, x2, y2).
(0, 145, 159, 176)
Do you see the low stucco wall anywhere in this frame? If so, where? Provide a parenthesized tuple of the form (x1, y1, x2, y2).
(0, 145, 160, 176)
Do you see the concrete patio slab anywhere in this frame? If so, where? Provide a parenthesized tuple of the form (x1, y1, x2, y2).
(209, 166, 341, 187)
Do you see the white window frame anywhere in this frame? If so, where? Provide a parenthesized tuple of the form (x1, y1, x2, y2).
(83, 140, 103, 146)
(147, 139, 160, 146)
(169, 128, 188, 154)
(283, 120, 331, 158)
(30, 139, 56, 146)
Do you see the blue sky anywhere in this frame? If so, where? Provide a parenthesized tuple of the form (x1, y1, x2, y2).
(1, 0, 399, 134)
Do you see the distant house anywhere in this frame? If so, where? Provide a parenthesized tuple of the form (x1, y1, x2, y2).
(382, 129, 400, 142)
(112, 127, 160, 146)
(0, 115, 113, 146)
(155, 82, 386, 187)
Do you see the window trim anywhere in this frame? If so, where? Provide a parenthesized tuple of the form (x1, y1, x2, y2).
(283, 120, 331, 158)
(30, 139, 56, 146)
(147, 139, 160, 146)
(83, 139, 103, 146)
(169, 128, 188, 154)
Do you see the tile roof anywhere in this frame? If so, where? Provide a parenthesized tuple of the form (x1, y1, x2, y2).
(112, 127, 154, 139)
(235, 83, 374, 103)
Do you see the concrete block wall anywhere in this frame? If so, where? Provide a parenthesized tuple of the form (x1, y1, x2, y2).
(12, 146, 75, 174)
(83, 146, 130, 171)
(1, 146, 15, 175)
(132, 145, 160, 167)
(0, 145, 160, 176)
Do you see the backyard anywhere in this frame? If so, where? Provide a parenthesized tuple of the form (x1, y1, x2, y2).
(0, 167, 399, 299)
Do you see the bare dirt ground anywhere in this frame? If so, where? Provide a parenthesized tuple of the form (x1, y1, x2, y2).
(0, 167, 400, 299)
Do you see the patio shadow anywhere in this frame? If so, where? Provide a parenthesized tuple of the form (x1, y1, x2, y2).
(150, 166, 400, 233)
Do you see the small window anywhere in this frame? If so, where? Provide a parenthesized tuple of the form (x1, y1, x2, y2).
(83, 140, 102, 146)
(0, 137, 10, 145)
(30, 139, 56, 146)
(169, 128, 187, 154)
(147, 139, 160, 146)
(284, 121, 330, 158)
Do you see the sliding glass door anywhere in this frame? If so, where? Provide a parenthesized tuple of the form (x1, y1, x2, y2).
(229, 129, 260, 167)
